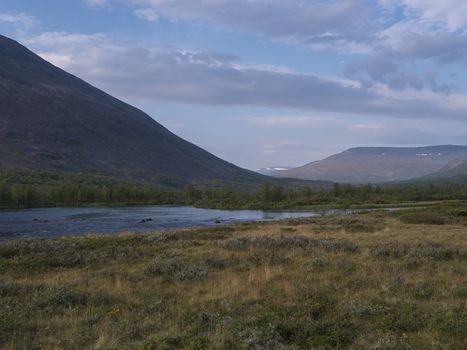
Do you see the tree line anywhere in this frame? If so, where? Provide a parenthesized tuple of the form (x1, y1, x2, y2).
(183, 182, 467, 209)
(1, 172, 467, 209)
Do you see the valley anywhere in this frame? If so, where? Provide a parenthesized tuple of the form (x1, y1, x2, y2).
(0, 19, 466, 350)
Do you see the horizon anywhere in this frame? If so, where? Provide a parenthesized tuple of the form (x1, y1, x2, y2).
(2, 1, 467, 170)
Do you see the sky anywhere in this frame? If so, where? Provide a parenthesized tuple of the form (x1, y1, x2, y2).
(1, 0, 467, 170)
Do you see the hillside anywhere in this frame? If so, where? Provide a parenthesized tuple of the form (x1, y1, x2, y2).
(0, 35, 272, 187)
(266, 146, 467, 183)
(411, 158, 467, 184)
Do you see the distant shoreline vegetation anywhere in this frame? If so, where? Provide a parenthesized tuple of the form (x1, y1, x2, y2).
(1, 169, 467, 210)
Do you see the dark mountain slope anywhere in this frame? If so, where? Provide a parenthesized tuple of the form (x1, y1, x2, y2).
(267, 145, 467, 183)
(0, 35, 270, 186)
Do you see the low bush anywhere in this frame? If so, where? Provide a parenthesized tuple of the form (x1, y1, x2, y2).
(367, 333, 413, 350)
(373, 241, 463, 260)
(398, 210, 463, 225)
(221, 235, 360, 253)
(303, 257, 327, 272)
(144, 256, 207, 281)
(336, 216, 383, 233)
(32, 284, 89, 311)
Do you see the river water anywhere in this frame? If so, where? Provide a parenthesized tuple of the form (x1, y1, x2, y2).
(0, 205, 356, 240)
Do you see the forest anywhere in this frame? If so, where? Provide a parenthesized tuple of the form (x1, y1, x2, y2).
(1, 169, 467, 209)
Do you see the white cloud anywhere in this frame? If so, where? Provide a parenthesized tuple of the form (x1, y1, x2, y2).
(37, 52, 74, 68)
(83, 0, 110, 8)
(345, 124, 418, 144)
(82, 1, 467, 61)
(0, 13, 37, 29)
(24, 32, 467, 122)
(349, 123, 387, 132)
(399, 0, 467, 31)
(250, 116, 333, 127)
(133, 8, 159, 22)
(77, 0, 467, 97)
(25, 31, 105, 46)
(129, 0, 379, 52)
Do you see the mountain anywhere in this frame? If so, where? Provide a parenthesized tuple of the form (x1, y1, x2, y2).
(257, 167, 292, 176)
(415, 158, 467, 183)
(264, 145, 467, 183)
(0, 35, 276, 187)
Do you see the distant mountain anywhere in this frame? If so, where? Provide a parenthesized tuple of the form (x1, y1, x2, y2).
(416, 158, 467, 183)
(257, 167, 292, 176)
(264, 146, 467, 183)
(0, 35, 278, 187)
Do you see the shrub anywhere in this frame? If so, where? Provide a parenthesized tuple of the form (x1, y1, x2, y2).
(144, 256, 185, 276)
(144, 256, 207, 281)
(0, 282, 21, 298)
(90, 291, 117, 306)
(346, 300, 391, 320)
(380, 303, 427, 333)
(237, 323, 300, 350)
(32, 284, 89, 310)
(222, 235, 359, 253)
(202, 254, 229, 269)
(336, 216, 383, 233)
(336, 257, 356, 273)
(398, 211, 462, 225)
(408, 281, 435, 300)
(373, 241, 462, 260)
(303, 257, 327, 272)
(368, 333, 413, 350)
(176, 265, 207, 281)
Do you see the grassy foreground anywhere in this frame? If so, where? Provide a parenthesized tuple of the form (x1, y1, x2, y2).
(1, 207, 466, 349)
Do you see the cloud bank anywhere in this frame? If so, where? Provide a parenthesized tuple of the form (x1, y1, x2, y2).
(116, 0, 467, 94)
(25, 31, 467, 122)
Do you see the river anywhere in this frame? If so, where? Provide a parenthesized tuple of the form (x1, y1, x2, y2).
(0, 205, 358, 240)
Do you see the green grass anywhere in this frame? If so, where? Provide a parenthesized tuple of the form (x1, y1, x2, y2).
(0, 207, 466, 349)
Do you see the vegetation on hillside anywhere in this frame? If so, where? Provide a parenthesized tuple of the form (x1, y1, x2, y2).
(1, 206, 466, 349)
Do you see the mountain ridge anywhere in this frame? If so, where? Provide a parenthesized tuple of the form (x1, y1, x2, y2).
(261, 145, 467, 183)
(0, 35, 273, 187)
(416, 157, 467, 182)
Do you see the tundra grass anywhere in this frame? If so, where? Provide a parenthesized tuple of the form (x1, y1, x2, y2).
(0, 207, 466, 349)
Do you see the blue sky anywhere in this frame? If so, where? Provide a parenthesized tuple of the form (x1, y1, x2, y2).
(1, 0, 467, 169)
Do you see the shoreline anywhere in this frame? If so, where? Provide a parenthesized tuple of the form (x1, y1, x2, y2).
(0, 205, 430, 242)
(0, 198, 456, 211)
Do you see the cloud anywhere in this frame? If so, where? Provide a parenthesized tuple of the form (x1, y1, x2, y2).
(133, 8, 159, 22)
(378, 17, 467, 63)
(345, 12, 467, 93)
(346, 122, 448, 145)
(250, 116, 334, 127)
(83, 0, 467, 97)
(0, 13, 37, 29)
(125, 0, 379, 52)
(26, 31, 467, 122)
(85, 1, 467, 60)
(398, 0, 467, 31)
(260, 141, 304, 156)
(25, 31, 105, 46)
(345, 54, 453, 93)
(349, 123, 388, 132)
(83, 0, 110, 8)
